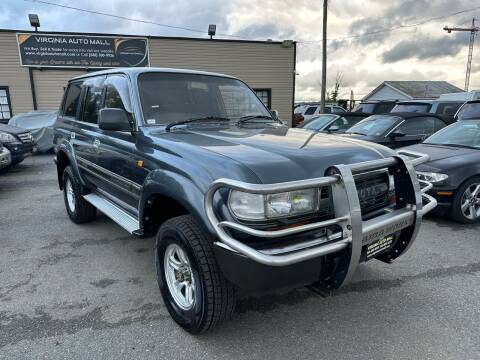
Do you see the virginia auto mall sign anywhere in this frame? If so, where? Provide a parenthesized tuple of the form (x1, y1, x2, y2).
(17, 33, 149, 68)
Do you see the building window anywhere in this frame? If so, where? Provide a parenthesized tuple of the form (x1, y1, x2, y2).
(254, 89, 272, 109)
(0, 87, 12, 122)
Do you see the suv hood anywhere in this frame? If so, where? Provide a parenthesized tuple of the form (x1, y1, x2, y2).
(0, 123, 28, 135)
(149, 126, 395, 183)
(401, 143, 478, 162)
(400, 143, 479, 172)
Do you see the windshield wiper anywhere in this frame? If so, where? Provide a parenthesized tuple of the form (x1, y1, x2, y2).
(165, 116, 230, 131)
(236, 115, 276, 125)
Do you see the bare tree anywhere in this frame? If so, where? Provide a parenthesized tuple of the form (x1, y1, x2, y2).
(329, 72, 344, 102)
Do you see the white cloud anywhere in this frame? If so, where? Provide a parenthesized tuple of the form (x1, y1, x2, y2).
(1, 0, 479, 99)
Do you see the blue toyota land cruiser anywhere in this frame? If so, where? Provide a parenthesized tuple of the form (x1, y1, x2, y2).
(53, 68, 436, 333)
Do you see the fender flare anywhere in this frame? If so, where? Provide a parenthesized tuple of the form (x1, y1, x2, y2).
(139, 169, 216, 235)
(56, 141, 86, 188)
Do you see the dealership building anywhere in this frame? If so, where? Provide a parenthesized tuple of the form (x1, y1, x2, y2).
(0, 29, 296, 124)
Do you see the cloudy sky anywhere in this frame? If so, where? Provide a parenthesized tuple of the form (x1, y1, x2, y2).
(1, 0, 479, 101)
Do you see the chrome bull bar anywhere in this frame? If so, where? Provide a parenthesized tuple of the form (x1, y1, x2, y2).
(205, 150, 437, 272)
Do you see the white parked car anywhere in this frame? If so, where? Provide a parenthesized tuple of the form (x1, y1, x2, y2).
(294, 103, 346, 124)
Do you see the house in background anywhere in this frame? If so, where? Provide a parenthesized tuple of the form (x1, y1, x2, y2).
(363, 81, 463, 101)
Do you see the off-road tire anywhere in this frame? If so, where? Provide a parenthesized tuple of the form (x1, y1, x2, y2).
(62, 165, 96, 224)
(155, 215, 236, 333)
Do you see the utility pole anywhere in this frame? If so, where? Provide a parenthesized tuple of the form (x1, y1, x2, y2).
(320, 0, 328, 113)
(443, 18, 479, 91)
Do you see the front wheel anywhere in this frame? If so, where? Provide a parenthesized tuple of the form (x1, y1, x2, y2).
(155, 215, 236, 333)
(451, 177, 480, 224)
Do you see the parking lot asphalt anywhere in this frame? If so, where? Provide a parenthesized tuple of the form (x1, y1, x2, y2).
(0, 154, 479, 360)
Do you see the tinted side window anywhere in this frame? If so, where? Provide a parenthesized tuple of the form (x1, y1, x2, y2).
(433, 118, 447, 132)
(375, 102, 395, 113)
(63, 82, 82, 118)
(332, 116, 358, 130)
(104, 75, 132, 113)
(304, 106, 318, 115)
(81, 78, 105, 124)
(436, 102, 462, 116)
(396, 117, 437, 136)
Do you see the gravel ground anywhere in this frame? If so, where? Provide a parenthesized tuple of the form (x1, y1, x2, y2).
(0, 154, 479, 360)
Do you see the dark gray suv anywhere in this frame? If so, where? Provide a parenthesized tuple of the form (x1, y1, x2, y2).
(54, 67, 435, 333)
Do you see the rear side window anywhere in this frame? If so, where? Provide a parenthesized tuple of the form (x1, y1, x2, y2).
(455, 102, 480, 120)
(81, 77, 105, 124)
(63, 82, 82, 118)
(396, 117, 444, 136)
(304, 106, 318, 115)
(374, 102, 395, 113)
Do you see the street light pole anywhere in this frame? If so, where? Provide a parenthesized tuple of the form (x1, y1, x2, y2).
(320, 0, 328, 113)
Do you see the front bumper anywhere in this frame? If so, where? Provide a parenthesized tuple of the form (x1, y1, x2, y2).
(4, 142, 35, 161)
(206, 150, 436, 291)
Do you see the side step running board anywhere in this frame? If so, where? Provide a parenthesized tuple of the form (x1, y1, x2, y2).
(83, 193, 140, 234)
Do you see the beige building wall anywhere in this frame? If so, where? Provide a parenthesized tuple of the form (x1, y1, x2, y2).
(33, 69, 87, 111)
(0, 31, 295, 124)
(148, 38, 295, 123)
(0, 32, 33, 114)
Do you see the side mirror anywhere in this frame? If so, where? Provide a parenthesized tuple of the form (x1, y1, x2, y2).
(328, 125, 340, 132)
(98, 108, 132, 132)
(389, 130, 406, 138)
(271, 109, 279, 119)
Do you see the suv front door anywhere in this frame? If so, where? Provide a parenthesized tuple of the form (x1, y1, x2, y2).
(94, 74, 145, 212)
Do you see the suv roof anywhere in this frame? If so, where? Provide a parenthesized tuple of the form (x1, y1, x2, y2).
(358, 100, 397, 104)
(70, 67, 235, 82)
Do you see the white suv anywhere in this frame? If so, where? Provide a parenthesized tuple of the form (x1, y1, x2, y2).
(295, 103, 346, 123)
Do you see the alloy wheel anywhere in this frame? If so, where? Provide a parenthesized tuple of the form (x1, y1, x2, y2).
(65, 178, 76, 212)
(164, 243, 196, 310)
(460, 182, 480, 220)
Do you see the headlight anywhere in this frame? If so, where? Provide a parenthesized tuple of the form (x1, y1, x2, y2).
(229, 189, 317, 220)
(417, 171, 448, 183)
(0, 132, 17, 143)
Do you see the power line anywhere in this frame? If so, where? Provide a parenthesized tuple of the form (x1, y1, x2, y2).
(23, 0, 245, 38)
(299, 4, 480, 44)
(22, 0, 480, 45)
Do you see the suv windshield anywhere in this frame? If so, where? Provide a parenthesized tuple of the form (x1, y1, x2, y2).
(391, 103, 431, 113)
(300, 115, 335, 130)
(425, 120, 480, 148)
(456, 102, 480, 120)
(346, 115, 402, 136)
(138, 72, 271, 125)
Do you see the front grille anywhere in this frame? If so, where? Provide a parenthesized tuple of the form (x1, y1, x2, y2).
(17, 132, 34, 143)
(355, 171, 390, 215)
